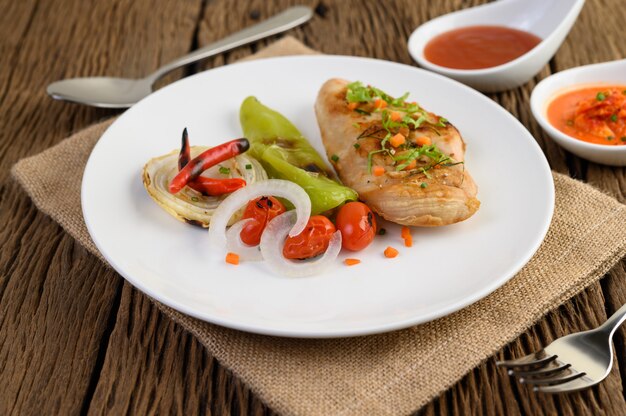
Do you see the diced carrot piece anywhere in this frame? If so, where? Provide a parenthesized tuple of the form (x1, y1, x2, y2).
(414, 136, 432, 146)
(390, 133, 406, 147)
(384, 246, 399, 258)
(401, 226, 413, 247)
(403, 160, 417, 170)
(390, 111, 402, 121)
(344, 258, 361, 266)
(347, 102, 358, 110)
(374, 99, 387, 109)
(225, 252, 239, 265)
(372, 166, 385, 176)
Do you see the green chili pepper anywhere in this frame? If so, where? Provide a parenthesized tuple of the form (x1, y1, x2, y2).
(240, 96, 358, 214)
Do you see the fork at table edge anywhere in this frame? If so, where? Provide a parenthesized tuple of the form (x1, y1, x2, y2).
(495, 303, 626, 393)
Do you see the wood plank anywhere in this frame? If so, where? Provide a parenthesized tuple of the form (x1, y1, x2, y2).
(86, 282, 275, 415)
(420, 275, 626, 416)
(0, 0, 202, 414)
(0, 0, 38, 107)
(88, 0, 626, 415)
(420, 0, 626, 412)
(602, 261, 626, 401)
(1, 0, 625, 415)
(0, 183, 123, 415)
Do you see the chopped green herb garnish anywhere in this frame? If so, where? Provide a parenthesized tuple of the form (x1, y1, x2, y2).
(394, 144, 451, 171)
(346, 81, 375, 103)
(378, 228, 386, 235)
(420, 167, 432, 179)
(379, 131, 392, 150)
(191, 196, 199, 202)
(607, 136, 614, 141)
(355, 108, 371, 115)
(405, 102, 420, 113)
(610, 114, 618, 122)
(331, 154, 339, 162)
(596, 92, 606, 101)
(347, 81, 422, 113)
(218, 166, 230, 175)
(406, 114, 427, 130)
(346, 81, 454, 175)
(420, 182, 428, 188)
(621, 137, 626, 142)
(566, 120, 574, 126)
(388, 91, 409, 107)
(245, 164, 252, 170)
(367, 149, 386, 173)
(353, 143, 360, 149)
(623, 90, 626, 95)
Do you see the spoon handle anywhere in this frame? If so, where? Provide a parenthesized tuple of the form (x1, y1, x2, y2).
(147, 6, 313, 83)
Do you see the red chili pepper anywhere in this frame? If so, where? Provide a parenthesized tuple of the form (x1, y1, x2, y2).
(187, 177, 246, 196)
(169, 138, 249, 194)
(178, 127, 191, 170)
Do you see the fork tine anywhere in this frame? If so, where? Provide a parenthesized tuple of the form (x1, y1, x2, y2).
(519, 370, 585, 386)
(534, 377, 595, 393)
(509, 363, 571, 377)
(496, 352, 556, 368)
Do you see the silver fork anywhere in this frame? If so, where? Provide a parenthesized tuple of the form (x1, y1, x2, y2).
(496, 303, 626, 393)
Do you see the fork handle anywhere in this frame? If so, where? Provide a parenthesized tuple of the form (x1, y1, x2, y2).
(599, 303, 626, 337)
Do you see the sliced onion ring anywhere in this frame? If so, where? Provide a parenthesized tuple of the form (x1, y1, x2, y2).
(209, 179, 311, 255)
(225, 219, 263, 261)
(142, 146, 266, 228)
(260, 211, 342, 277)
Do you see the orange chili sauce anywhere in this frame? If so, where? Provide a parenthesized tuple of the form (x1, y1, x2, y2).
(424, 25, 542, 70)
(547, 86, 626, 146)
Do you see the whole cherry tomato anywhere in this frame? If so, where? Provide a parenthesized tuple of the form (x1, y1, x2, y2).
(283, 215, 336, 260)
(335, 202, 376, 251)
(240, 196, 286, 245)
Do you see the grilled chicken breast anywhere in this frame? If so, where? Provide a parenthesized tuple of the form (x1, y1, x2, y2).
(315, 78, 479, 226)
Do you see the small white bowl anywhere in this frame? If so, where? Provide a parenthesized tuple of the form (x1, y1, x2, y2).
(407, 0, 585, 92)
(530, 59, 626, 166)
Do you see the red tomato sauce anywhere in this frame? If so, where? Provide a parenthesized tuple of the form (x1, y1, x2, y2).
(424, 25, 541, 70)
(547, 86, 626, 146)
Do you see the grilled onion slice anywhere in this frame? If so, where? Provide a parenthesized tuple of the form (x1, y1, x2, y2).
(142, 146, 267, 227)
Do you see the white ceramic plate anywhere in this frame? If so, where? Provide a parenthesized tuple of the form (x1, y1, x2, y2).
(82, 56, 554, 338)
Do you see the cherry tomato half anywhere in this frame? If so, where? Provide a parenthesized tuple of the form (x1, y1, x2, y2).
(283, 215, 336, 260)
(335, 202, 376, 251)
(240, 196, 286, 246)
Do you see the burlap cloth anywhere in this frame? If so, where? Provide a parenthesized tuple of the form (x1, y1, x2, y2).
(11, 37, 626, 415)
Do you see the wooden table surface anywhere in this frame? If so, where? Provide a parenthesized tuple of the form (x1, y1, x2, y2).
(1, 0, 625, 414)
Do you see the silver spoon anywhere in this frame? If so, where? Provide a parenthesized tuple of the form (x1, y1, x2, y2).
(47, 6, 313, 108)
